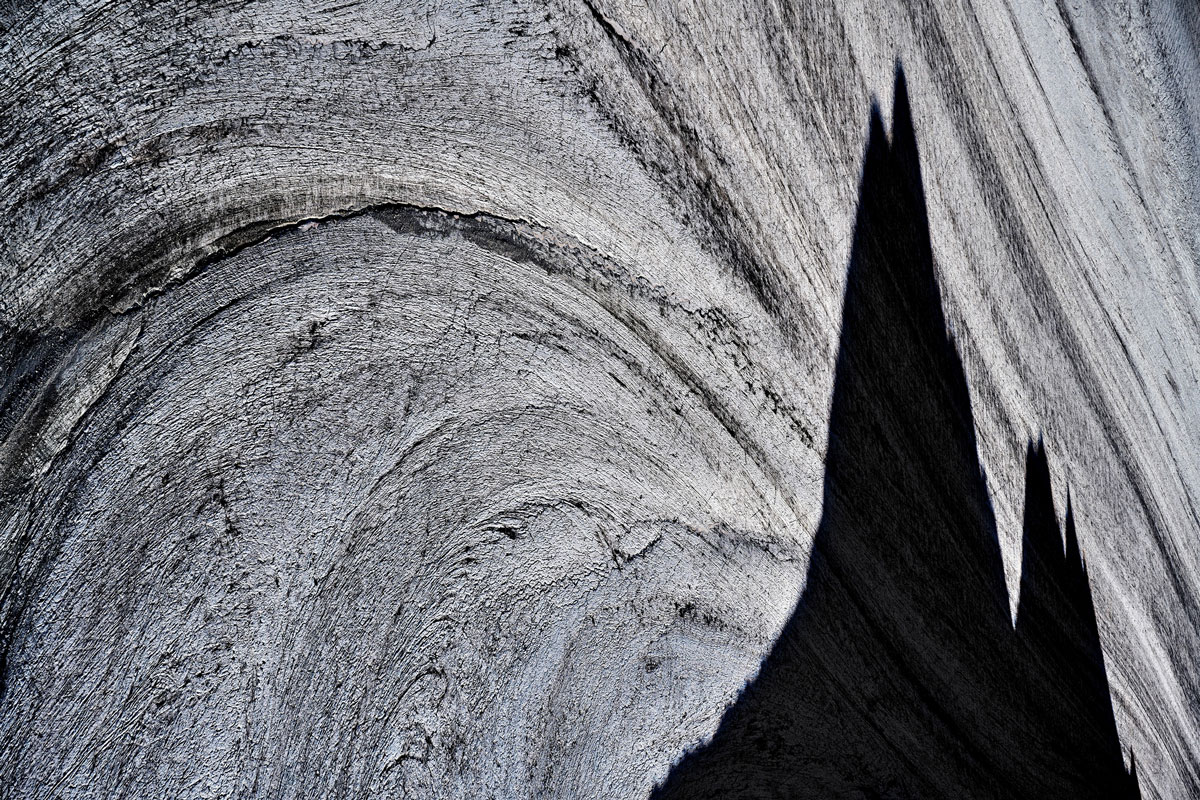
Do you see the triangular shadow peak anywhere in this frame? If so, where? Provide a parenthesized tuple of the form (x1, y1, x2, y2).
(651, 65, 1138, 800)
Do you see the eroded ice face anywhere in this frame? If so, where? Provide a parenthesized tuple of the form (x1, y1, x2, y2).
(0, 213, 807, 799)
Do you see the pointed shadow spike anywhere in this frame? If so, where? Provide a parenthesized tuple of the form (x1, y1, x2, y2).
(868, 102, 887, 148)
(1065, 490, 1083, 570)
(1023, 438, 1057, 534)
(852, 102, 891, 199)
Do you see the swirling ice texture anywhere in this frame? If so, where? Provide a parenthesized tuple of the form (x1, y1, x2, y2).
(0, 1, 1197, 798)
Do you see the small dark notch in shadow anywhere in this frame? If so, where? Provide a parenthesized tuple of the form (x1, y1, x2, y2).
(651, 64, 1140, 799)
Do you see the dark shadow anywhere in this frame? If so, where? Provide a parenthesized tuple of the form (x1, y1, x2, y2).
(651, 66, 1140, 799)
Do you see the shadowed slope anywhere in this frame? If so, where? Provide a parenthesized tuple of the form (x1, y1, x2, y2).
(652, 67, 1138, 800)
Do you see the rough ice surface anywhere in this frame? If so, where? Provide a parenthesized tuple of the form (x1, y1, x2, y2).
(1, 1, 1197, 798)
